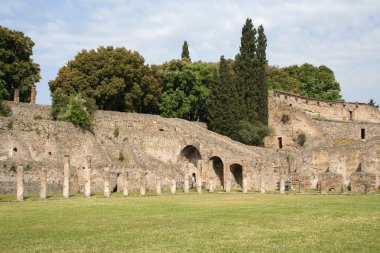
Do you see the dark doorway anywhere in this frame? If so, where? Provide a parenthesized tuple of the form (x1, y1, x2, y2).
(230, 164, 243, 189)
(210, 156, 224, 188)
(278, 137, 283, 149)
(361, 129, 365, 140)
(349, 111, 353, 120)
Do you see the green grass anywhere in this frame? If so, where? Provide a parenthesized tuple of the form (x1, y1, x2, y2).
(0, 194, 379, 252)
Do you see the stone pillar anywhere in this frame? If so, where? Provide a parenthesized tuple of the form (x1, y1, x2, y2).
(320, 180, 326, 194)
(63, 155, 70, 199)
(299, 182, 305, 193)
(84, 156, 91, 198)
(259, 162, 266, 193)
(14, 88, 20, 103)
(103, 167, 110, 198)
(196, 161, 202, 194)
(30, 85, 36, 104)
(16, 165, 24, 201)
(209, 177, 215, 193)
(279, 165, 285, 194)
(140, 172, 146, 196)
(365, 183, 372, 194)
(123, 171, 129, 197)
(224, 162, 231, 193)
(155, 175, 161, 196)
(183, 174, 189, 194)
(242, 160, 249, 193)
(40, 168, 47, 200)
(170, 179, 176, 195)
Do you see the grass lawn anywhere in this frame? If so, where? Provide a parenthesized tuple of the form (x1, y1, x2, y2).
(0, 193, 379, 252)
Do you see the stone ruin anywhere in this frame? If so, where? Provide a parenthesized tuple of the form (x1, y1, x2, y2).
(1, 89, 380, 200)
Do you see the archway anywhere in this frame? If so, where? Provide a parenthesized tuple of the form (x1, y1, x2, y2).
(180, 145, 202, 166)
(230, 163, 243, 189)
(209, 156, 224, 189)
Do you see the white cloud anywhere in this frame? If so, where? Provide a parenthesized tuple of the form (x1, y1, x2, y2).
(1, 0, 380, 105)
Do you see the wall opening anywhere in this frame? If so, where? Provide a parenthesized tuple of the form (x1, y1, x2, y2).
(209, 156, 224, 188)
(278, 137, 283, 149)
(180, 145, 202, 166)
(230, 164, 243, 189)
(191, 173, 196, 188)
(12, 147, 17, 156)
(361, 129, 365, 140)
(349, 111, 353, 120)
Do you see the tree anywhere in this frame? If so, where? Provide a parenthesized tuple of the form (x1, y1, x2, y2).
(181, 41, 191, 62)
(283, 63, 341, 100)
(368, 99, 379, 109)
(0, 26, 40, 102)
(49, 46, 161, 114)
(207, 56, 240, 138)
(158, 59, 216, 121)
(266, 65, 303, 93)
(232, 18, 269, 146)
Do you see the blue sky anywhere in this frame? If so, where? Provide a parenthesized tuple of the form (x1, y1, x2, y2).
(1, 0, 379, 105)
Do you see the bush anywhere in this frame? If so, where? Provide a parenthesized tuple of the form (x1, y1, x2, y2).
(51, 91, 97, 131)
(113, 127, 119, 138)
(281, 114, 290, 124)
(118, 152, 125, 162)
(236, 120, 270, 146)
(297, 133, 306, 146)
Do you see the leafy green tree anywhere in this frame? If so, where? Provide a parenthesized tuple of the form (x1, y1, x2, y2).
(49, 46, 161, 113)
(207, 56, 240, 138)
(158, 59, 216, 121)
(266, 65, 303, 93)
(181, 41, 191, 62)
(283, 63, 341, 100)
(0, 26, 40, 102)
(51, 90, 96, 131)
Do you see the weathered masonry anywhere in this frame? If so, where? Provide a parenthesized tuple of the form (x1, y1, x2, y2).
(0, 90, 379, 198)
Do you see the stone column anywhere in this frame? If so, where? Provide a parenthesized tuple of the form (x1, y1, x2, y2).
(40, 168, 47, 200)
(84, 156, 91, 198)
(279, 165, 285, 194)
(155, 175, 161, 195)
(196, 161, 202, 194)
(123, 171, 129, 197)
(242, 160, 249, 193)
(209, 177, 215, 193)
(30, 85, 36, 104)
(103, 167, 110, 198)
(259, 162, 266, 193)
(16, 165, 24, 201)
(14, 88, 20, 103)
(63, 155, 70, 199)
(170, 179, 176, 195)
(224, 162, 231, 193)
(299, 182, 305, 193)
(183, 174, 190, 194)
(140, 172, 146, 196)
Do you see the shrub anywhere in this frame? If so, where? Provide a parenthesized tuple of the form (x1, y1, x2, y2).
(34, 114, 43, 120)
(297, 133, 306, 146)
(7, 120, 13, 130)
(51, 91, 97, 131)
(236, 120, 270, 146)
(281, 114, 290, 124)
(118, 152, 125, 162)
(113, 127, 119, 138)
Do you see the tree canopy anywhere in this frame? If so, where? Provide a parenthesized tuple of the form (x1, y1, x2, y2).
(181, 41, 191, 62)
(0, 26, 40, 102)
(49, 46, 161, 114)
(283, 63, 341, 100)
(157, 59, 216, 121)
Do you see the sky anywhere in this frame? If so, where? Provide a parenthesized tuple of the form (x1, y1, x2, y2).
(1, 0, 379, 105)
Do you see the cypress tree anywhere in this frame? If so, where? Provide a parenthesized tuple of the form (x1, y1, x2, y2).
(207, 56, 238, 137)
(181, 41, 191, 62)
(234, 18, 258, 122)
(256, 25, 268, 125)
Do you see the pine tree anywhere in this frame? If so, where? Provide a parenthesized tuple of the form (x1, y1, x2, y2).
(181, 41, 191, 62)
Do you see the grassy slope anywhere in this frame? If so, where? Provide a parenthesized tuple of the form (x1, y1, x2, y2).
(0, 194, 379, 253)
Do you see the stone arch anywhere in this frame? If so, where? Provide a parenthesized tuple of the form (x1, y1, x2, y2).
(180, 145, 202, 166)
(209, 156, 224, 189)
(230, 163, 243, 189)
